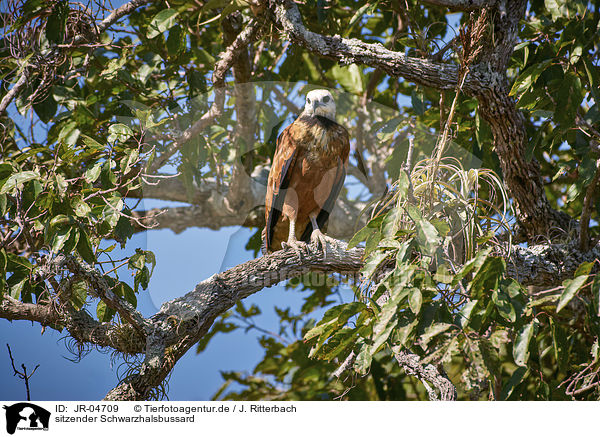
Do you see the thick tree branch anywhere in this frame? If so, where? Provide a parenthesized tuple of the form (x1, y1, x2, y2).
(134, 170, 366, 240)
(104, 241, 363, 400)
(0, 295, 144, 354)
(272, 0, 486, 94)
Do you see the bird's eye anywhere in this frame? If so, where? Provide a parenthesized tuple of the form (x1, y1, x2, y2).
(307, 98, 311, 104)
(323, 96, 330, 103)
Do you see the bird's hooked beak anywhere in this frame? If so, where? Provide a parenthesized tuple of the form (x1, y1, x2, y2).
(312, 101, 322, 111)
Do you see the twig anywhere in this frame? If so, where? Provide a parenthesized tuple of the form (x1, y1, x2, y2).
(6, 344, 40, 401)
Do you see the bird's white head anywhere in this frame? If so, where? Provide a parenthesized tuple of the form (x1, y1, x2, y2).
(303, 89, 336, 120)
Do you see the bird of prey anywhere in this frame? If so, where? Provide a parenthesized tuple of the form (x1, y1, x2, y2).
(263, 89, 350, 255)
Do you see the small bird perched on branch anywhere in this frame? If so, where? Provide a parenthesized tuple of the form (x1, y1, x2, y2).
(263, 89, 350, 255)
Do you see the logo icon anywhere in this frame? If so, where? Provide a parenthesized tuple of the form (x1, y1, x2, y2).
(3, 403, 50, 434)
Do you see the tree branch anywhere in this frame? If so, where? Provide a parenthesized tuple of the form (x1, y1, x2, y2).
(134, 170, 366, 239)
(391, 346, 457, 400)
(7, 343, 40, 401)
(59, 255, 151, 334)
(272, 0, 486, 94)
(105, 241, 363, 400)
(0, 295, 145, 354)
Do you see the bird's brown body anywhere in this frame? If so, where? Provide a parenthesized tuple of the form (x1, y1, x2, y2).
(264, 114, 350, 252)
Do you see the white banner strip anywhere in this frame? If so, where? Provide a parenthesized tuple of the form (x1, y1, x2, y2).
(0, 401, 596, 436)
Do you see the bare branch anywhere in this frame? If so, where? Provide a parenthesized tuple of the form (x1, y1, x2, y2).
(0, 74, 27, 114)
(95, 0, 152, 34)
(0, 295, 145, 354)
(7, 343, 40, 401)
(134, 171, 366, 239)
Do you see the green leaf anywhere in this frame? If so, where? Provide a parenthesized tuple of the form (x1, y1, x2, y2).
(408, 288, 422, 314)
(509, 59, 553, 97)
(101, 195, 123, 228)
(353, 341, 372, 375)
(555, 72, 583, 126)
(370, 289, 406, 352)
(411, 89, 426, 116)
(70, 279, 88, 310)
(468, 256, 505, 299)
(421, 323, 453, 348)
(80, 135, 105, 152)
(57, 121, 80, 146)
(84, 161, 103, 183)
(500, 367, 527, 400)
(51, 226, 71, 253)
(479, 338, 501, 381)
(343, 1, 379, 37)
(513, 318, 538, 366)
(574, 261, 593, 277)
(96, 300, 115, 322)
(116, 282, 137, 307)
(45, 0, 68, 43)
(362, 250, 388, 279)
(76, 229, 96, 264)
(493, 288, 516, 323)
(557, 274, 588, 313)
(166, 24, 185, 57)
(593, 273, 600, 317)
(348, 225, 374, 249)
(570, 44, 583, 65)
(329, 64, 364, 94)
(0, 171, 40, 194)
(0, 194, 6, 216)
(0, 249, 7, 273)
(108, 123, 133, 144)
(457, 299, 478, 328)
(147, 9, 179, 39)
(304, 302, 366, 341)
(72, 197, 91, 218)
(405, 205, 440, 256)
(549, 317, 569, 372)
(545, 0, 569, 20)
(33, 93, 57, 123)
